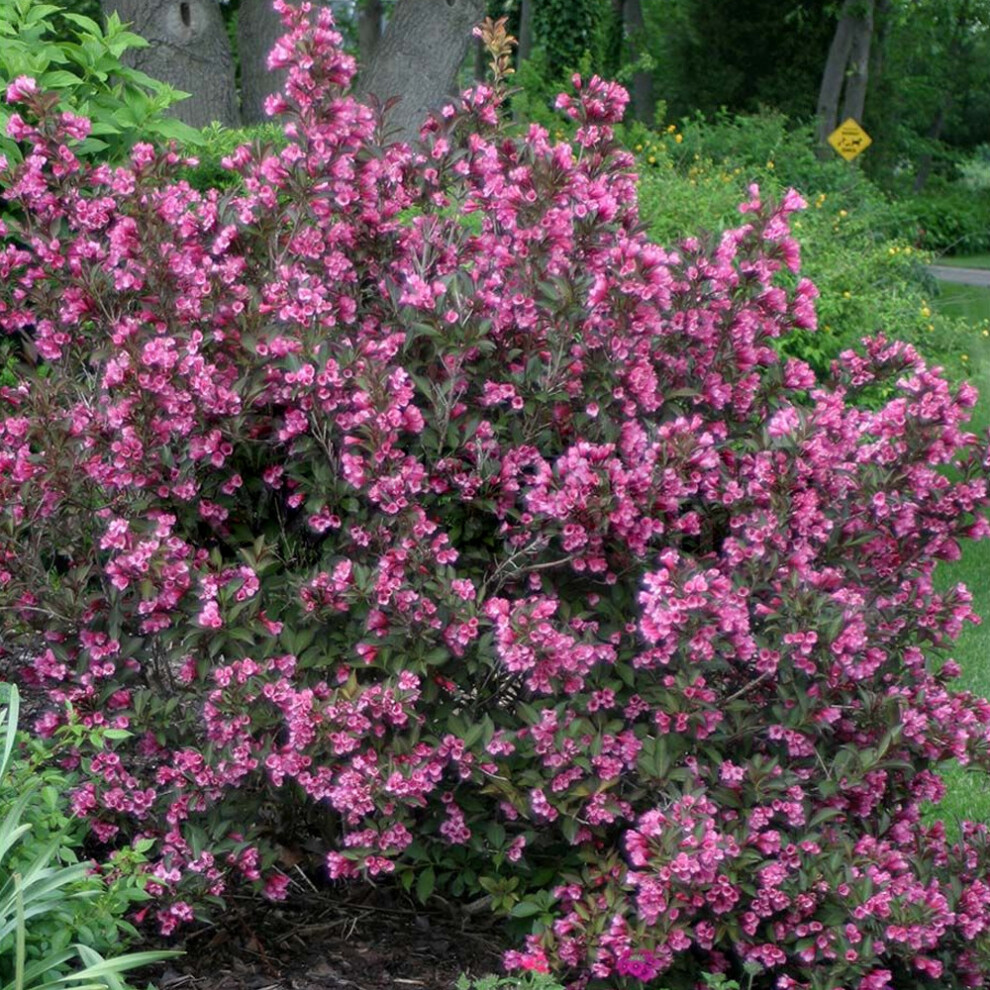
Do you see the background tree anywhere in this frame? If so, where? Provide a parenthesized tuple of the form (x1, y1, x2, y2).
(651, 0, 834, 121)
(98, 0, 484, 139)
(622, 0, 653, 123)
(357, 0, 385, 66)
(355, 0, 487, 142)
(517, 0, 533, 61)
(864, 0, 990, 190)
(238, 0, 293, 123)
(99, 0, 240, 127)
(816, 0, 876, 150)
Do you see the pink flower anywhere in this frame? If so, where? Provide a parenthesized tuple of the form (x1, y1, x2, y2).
(5, 76, 38, 104)
(197, 600, 222, 629)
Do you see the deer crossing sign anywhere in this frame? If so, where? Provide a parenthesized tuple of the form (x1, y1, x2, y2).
(828, 118, 872, 162)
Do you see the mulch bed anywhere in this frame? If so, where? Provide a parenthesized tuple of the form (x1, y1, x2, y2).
(155, 885, 508, 990)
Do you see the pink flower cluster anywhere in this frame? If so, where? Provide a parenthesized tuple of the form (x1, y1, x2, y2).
(2, 2, 990, 986)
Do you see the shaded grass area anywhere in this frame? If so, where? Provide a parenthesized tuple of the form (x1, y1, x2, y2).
(931, 281, 990, 826)
(936, 280, 990, 329)
(936, 253, 990, 270)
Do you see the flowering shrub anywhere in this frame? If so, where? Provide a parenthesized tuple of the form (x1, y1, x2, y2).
(2, 4, 990, 987)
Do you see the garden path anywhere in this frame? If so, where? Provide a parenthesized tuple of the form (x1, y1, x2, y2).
(928, 265, 990, 286)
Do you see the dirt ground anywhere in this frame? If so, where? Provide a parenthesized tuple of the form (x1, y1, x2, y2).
(154, 886, 508, 990)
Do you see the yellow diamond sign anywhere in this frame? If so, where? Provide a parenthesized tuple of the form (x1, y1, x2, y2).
(828, 118, 872, 162)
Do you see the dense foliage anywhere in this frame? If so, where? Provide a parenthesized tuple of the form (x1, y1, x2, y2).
(0, 0, 198, 166)
(646, 0, 834, 122)
(527, 0, 620, 84)
(2, 5, 990, 988)
(0, 687, 176, 989)
(897, 181, 990, 256)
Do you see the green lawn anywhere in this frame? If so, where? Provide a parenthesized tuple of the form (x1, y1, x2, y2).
(936, 253, 990, 270)
(930, 281, 990, 826)
(936, 280, 990, 328)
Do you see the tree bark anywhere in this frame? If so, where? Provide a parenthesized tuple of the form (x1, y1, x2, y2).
(518, 0, 533, 62)
(839, 0, 874, 126)
(355, 0, 487, 144)
(623, 0, 653, 123)
(868, 0, 892, 89)
(816, 0, 876, 154)
(101, 0, 239, 128)
(238, 0, 291, 125)
(912, 102, 949, 193)
(816, 4, 854, 145)
(357, 0, 384, 68)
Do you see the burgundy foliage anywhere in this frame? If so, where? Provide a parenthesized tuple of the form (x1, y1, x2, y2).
(1, 4, 990, 987)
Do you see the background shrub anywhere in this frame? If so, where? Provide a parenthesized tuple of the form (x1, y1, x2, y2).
(631, 112, 977, 380)
(897, 181, 990, 256)
(175, 121, 285, 193)
(0, 0, 200, 166)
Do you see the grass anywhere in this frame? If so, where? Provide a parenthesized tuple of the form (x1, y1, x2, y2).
(935, 280, 990, 328)
(929, 279, 990, 826)
(935, 253, 990, 270)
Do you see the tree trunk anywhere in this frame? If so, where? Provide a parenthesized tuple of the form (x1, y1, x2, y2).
(815, 0, 857, 149)
(101, 0, 239, 128)
(518, 0, 533, 62)
(912, 102, 949, 193)
(355, 0, 487, 144)
(357, 0, 384, 68)
(912, 4, 970, 194)
(869, 0, 892, 88)
(839, 0, 874, 126)
(238, 0, 290, 125)
(623, 0, 653, 123)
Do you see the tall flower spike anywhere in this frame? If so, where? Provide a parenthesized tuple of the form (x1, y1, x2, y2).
(475, 16, 517, 98)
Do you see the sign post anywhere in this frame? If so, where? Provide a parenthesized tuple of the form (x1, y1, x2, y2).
(827, 118, 872, 162)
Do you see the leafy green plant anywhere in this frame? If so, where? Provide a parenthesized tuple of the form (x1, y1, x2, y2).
(0, 685, 180, 990)
(901, 180, 990, 255)
(959, 144, 990, 191)
(0, 0, 200, 165)
(177, 120, 287, 192)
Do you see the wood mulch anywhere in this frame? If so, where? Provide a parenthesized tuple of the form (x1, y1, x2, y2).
(153, 883, 508, 990)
